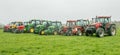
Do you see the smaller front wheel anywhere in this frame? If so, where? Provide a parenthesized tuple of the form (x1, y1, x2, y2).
(96, 28, 104, 37)
(77, 30, 82, 36)
(30, 28, 34, 33)
(53, 31, 57, 35)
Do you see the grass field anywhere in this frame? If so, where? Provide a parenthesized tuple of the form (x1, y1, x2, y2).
(0, 29, 120, 55)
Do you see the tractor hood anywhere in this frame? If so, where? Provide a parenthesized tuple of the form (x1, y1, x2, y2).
(89, 22, 102, 29)
(48, 26, 55, 29)
(63, 26, 69, 29)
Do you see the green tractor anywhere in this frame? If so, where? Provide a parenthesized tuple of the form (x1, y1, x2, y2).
(85, 16, 116, 37)
(23, 21, 29, 32)
(24, 19, 42, 33)
(34, 21, 52, 35)
(44, 21, 62, 35)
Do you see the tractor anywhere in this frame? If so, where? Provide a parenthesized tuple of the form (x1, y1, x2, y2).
(23, 21, 29, 32)
(11, 22, 25, 33)
(85, 16, 116, 37)
(24, 19, 42, 33)
(3, 22, 16, 32)
(61, 19, 89, 36)
(34, 21, 52, 35)
(71, 19, 90, 36)
(44, 21, 62, 35)
(60, 20, 77, 36)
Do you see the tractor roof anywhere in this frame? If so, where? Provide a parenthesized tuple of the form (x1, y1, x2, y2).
(77, 19, 88, 21)
(52, 21, 61, 23)
(96, 16, 111, 18)
(67, 20, 77, 22)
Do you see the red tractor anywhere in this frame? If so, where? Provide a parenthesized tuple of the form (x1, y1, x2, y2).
(61, 20, 77, 36)
(72, 19, 90, 36)
(85, 16, 116, 37)
(11, 22, 25, 33)
(3, 22, 16, 32)
(61, 19, 89, 36)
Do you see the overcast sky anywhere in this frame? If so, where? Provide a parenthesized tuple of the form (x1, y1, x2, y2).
(0, 0, 120, 24)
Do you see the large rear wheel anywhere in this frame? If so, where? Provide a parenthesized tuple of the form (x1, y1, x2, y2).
(108, 25, 116, 36)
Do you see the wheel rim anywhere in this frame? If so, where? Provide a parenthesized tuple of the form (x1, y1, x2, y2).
(30, 29, 34, 33)
(54, 32, 57, 35)
(99, 30, 104, 37)
(111, 28, 115, 35)
(41, 31, 44, 35)
(78, 31, 82, 36)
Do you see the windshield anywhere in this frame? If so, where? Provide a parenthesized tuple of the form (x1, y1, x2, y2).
(31, 21, 35, 24)
(24, 22, 29, 25)
(96, 18, 110, 23)
(83, 20, 89, 25)
(57, 23, 61, 26)
(76, 20, 84, 26)
(36, 20, 40, 25)
(43, 22, 47, 25)
(66, 22, 76, 27)
(15, 22, 23, 26)
(52, 23, 56, 26)
(30, 20, 40, 25)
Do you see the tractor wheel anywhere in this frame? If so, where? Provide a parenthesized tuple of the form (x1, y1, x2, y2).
(12, 29, 15, 33)
(21, 30, 24, 33)
(54, 31, 57, 35)
(85, 28, 93, 36)
(108, 25, 116, 36)
(77, 30, 82, 36)
(14, 29, 18, 33)
(34, 31, 37, 34)
(96, 28, 104, 37)
(30, 28, 34, 33)
(66, 30, 72, 36)
(41, 31, 45, 35)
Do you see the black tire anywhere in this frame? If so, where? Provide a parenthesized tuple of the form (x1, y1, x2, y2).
(77, 30, 82, 36)
(108, 25, 116, 36)
(14, 29, 18, 33)
(12, 29, 15, 33)
(85, 28, 93, 36)
(34, 31, 37, 34)
(96, 28, 104, 37)
(66, 30, 72, 36)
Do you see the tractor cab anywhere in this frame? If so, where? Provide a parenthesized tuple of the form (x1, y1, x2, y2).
(23, 22, 29, 26)
(29, 20, 41, 28)
(51, 21, 62, 28)
(66, 20, 76, 28)
(92, 16, 111, 29)
(76, 19, 89, 27)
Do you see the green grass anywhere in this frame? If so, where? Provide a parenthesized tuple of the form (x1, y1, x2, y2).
(0, 29, 120, 55)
